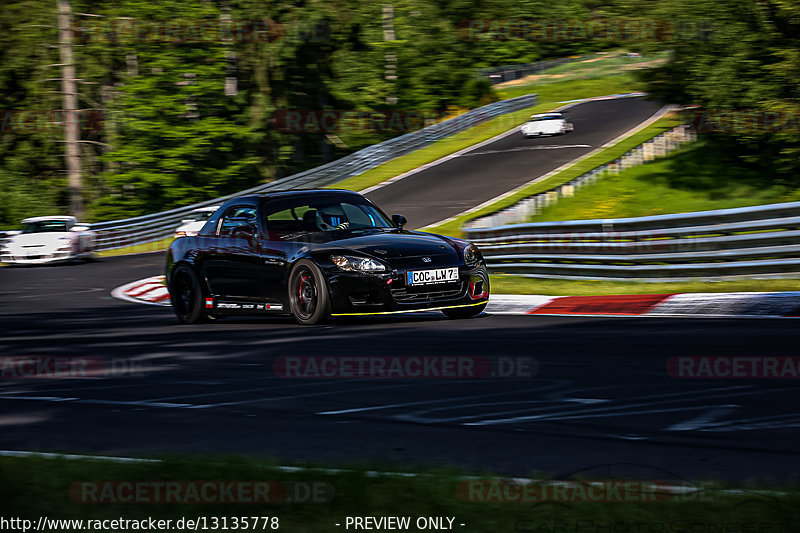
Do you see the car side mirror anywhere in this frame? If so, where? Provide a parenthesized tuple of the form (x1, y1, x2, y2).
(392, 214, 407, 229)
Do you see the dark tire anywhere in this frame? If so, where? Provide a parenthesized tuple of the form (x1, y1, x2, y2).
(442, 302, 487, 319)
(170, 264, 210, 324)
(288, 259, 331, 325)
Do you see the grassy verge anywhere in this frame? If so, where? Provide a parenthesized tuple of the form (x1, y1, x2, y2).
(494, 50, 668, 99)
(96, 237, 172, 258)
(1, 455, 797, 532)
(490, 275, 800, 296)
(427, 113, 682, 237)
(526, 141, 800, 222)
(331, 71, 644, 193)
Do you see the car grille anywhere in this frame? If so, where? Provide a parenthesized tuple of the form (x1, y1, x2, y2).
(391, 282, 465, 303)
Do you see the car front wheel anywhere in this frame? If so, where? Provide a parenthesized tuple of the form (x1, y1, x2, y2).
(170, 264, 210, 324)
(288, 260, 331, 325)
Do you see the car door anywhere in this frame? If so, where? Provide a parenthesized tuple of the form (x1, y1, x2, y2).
(202, 205, 265, 301)
(260, 203, 309, 306)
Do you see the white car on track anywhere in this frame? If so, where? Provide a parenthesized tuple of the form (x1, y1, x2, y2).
(521, 112, 574, 138)
(174, 206, 220, 238)
(0, 216, 96, 265)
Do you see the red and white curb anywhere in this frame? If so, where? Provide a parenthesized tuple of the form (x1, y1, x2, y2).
(498, 292, 800, 318)
(111, 275, 170, 306)
(112, 276, 800, 318)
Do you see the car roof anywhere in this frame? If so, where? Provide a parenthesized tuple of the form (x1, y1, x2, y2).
(229, 189, 365, 204)
(21, 216, 77, 223)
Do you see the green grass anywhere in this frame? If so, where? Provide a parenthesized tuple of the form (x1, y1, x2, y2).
(1, 455, 797, 532)
(490, 275, 800, 296)
(427, 113, 681, 237)
(332, 71, 645, 193)
(494, 52, 667, 100)
(535, 51, 669, 78)
(525, 141, 800, 222)
(96, 237, 173, 257)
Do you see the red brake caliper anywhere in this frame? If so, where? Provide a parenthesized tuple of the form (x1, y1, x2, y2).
(298, 275, 308, 303)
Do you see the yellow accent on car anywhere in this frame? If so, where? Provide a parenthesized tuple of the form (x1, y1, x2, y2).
(331, 300, 487, 317)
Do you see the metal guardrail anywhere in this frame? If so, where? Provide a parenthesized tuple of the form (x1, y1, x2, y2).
(478, 57, 576, 84)
(465, 202, 800, 280)
(90, 94, 537, 251)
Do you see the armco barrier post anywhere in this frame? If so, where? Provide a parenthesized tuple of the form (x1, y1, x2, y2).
(643, 142, 655, 161)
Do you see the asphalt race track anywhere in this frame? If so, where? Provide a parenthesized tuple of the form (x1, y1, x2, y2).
(2, 96, 798, 484)
(2, 254, 800, 484)
(367, 96, 662, 228)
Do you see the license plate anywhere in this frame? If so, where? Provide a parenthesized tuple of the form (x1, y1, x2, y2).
(406, 267, 459, 285)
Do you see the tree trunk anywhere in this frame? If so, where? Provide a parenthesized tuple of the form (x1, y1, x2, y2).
(58, 0, 82, 218)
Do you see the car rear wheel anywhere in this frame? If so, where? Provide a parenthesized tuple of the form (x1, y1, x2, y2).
(288, 260, 331, 325)
(170, 264, 210, 324)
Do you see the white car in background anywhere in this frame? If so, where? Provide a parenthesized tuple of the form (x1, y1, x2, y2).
(0, 216, 96, 265)
(174, 206, 220, 238)
(521, 112, 574, 138)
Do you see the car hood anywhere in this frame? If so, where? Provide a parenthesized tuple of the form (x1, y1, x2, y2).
(521, 119, 564, 133)
(312, 230, 460, 261)
(5, 232, 69, 251)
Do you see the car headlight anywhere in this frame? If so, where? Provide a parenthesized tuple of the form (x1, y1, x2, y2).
(331, 254, 386, 272)
(463, 243, 480, 266)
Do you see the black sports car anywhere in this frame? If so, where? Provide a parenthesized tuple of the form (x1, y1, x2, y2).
(165, 189, 490, 325)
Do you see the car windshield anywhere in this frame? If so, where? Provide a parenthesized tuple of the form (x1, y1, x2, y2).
(528, 115, 561, 122)
(22, 220, 70, 233)
(262, 197, 393, 242)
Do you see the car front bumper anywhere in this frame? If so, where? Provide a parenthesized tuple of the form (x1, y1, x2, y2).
(0, 251, 73, 264)
(325, 263, 489, 315)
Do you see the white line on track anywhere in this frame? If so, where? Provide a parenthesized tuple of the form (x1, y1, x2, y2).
(666, 406, 738, 431)
(461, 386, 793, 427)
(0, 396, 193, 408)
(354, 384, 750, 425)
(317, 382, 565, 416)
(360, 93, 652, 197)
(187, 382, 433, 409)
(697, 413, 800, 432)
(0, 450, 159, 463)
(457, 144, 591, 157)
(13, 287, 105, 300)
(358, 122, 523, 195)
